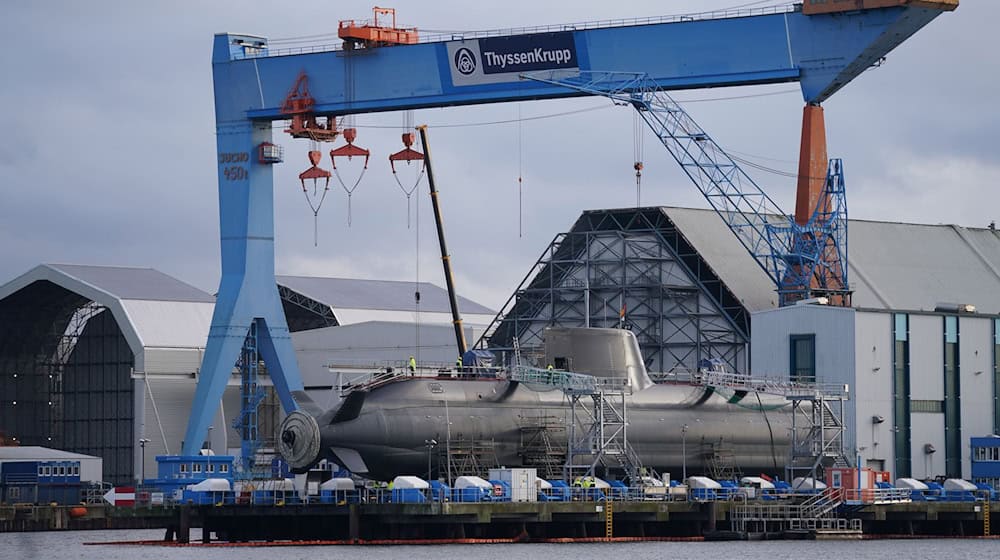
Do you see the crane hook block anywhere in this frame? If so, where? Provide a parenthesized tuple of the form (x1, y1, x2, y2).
(388, 132, 424, 173)
(299, 150, 332, 189)
(329, 128, 371, 169)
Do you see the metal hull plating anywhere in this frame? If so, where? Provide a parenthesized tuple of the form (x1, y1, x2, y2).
(295, 377, 792, 480)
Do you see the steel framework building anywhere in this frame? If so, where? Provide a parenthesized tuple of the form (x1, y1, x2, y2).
(484, 207, 750, 374)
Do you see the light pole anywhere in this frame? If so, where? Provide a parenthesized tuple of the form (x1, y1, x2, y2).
(138, 438, 151, 483)
(681, 424, 689, 482)
(424, 439, 438, 481)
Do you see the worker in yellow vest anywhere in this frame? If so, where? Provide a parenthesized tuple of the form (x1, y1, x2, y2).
(408, 356, 416, 375)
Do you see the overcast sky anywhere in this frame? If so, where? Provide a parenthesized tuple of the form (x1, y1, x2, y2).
(0, 1, 996, 312)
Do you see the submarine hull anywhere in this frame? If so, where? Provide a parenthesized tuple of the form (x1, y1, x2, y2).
(280, 376, 793, 481)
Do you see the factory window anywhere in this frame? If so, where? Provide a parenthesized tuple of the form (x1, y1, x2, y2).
(789, 334, 816, 382)
(193, 463, 202, 473)
(43, 466, 51, 476)
(179, 463, 188, 474)
(37, 466, 43, 476)
(893, 313, 912, 478)
(975, 447, 1000, 462)
(219, 464, 229, 474)
(943, 316, 962, 478)
(8, 487, 19, 500)
(72, 466, 79, 476)
(207, 463, 215, 473)
(911, 400, 944, 413)
(994, 318, 1000, 434)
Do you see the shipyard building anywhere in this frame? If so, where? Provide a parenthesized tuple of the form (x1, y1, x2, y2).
(1, 207, 999, 484)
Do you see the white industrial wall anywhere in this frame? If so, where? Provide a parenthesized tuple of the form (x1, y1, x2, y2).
(853, 312, 893, 472)
(911, 412, 946, 479)
(908, 315, 944, 401)
(294, 321, 485, 383)
(753, 305, 999, 480)
(751, 305, 858, 450)
(959, 316, 994, 479)
(136, 376, 239, 482)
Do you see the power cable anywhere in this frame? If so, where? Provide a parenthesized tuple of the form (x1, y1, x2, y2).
(266, 87, 799, 133)
(756, 391, 780, 473)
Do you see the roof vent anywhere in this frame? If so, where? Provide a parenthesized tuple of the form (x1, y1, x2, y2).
(934, 303, 976, 314)
(794, 297, 829, 306)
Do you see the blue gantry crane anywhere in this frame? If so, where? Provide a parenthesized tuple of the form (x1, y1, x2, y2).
(180, 2, 959, 463)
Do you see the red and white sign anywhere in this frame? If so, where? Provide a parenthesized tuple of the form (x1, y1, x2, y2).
(103, 486, 136, 506)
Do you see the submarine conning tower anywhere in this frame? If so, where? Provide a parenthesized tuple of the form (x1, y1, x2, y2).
(542, 327, 654, 391)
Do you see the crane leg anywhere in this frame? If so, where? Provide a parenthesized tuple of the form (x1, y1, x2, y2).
(794, 103, 829, 226)
(181, 120, 306, 455)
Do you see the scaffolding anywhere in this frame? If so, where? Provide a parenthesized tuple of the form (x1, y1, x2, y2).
(441, 437, 499, 480)
(693, 367, 851, 484)
(564, 387, 643, 483)
(517, 414, 566, 480)
(482, 208, 749, 374)
(701, 437, 742, 481)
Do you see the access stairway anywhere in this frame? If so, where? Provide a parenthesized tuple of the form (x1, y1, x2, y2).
(731, 490, 861, 537)
(507, 365, 647, 483)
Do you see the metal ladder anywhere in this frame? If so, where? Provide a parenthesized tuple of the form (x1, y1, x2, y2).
(985, 499, 991, 536)
(605, 499, 614, 539)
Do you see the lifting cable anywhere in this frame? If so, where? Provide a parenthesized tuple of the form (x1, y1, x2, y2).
(330, 53, 370, 227)
(300, 138, 332, 247)
(517, 103, 524, 238)
(632, 110, 644, 207)
(414, 168, 421, 366)
(390, 110, 426, 229)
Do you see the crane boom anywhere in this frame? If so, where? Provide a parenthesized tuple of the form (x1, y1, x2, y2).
(523, 71, 850, 305)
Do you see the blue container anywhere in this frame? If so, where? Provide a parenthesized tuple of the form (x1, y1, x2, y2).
(454, 487, 489, 502)
(252, 490, 275, 505)
(429, 481, 450, 502)
(690, 488, 718, 501)
(608, 480, 628, 499)
(391, 488, 427, 503)
(487, 480, 510, 502)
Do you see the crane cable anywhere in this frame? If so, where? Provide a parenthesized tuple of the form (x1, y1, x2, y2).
(517, 103, 524, 238)
(393, 110, 426, 229)
(301, 138, 331, 247)
(633, 110, 644, 207)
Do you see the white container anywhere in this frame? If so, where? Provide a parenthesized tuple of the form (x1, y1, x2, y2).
(791, 477, 827, 490)
(943, 478, 977, 492)
(321, 478, 355, 491)
(187, 478, 231, 492)
(895, 478, 929, 491)
(392, 475, 429, 489)
(740, 476, 775, 490)
(454, 475, 492, 489)
(687, 476, 721, 489)
(489, 468, 538, 502)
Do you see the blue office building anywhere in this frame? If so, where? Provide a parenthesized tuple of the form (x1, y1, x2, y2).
(971, 436, 1000, 490)
(1, 459, 82, 505)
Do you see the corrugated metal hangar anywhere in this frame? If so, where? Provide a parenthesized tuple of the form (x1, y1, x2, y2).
(0, 264, 495, 484)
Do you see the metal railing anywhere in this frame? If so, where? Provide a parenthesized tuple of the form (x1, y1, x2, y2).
(694, 368, 849, 398)
(234, 4, 797, 60)
(507, 365, 630, 394)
